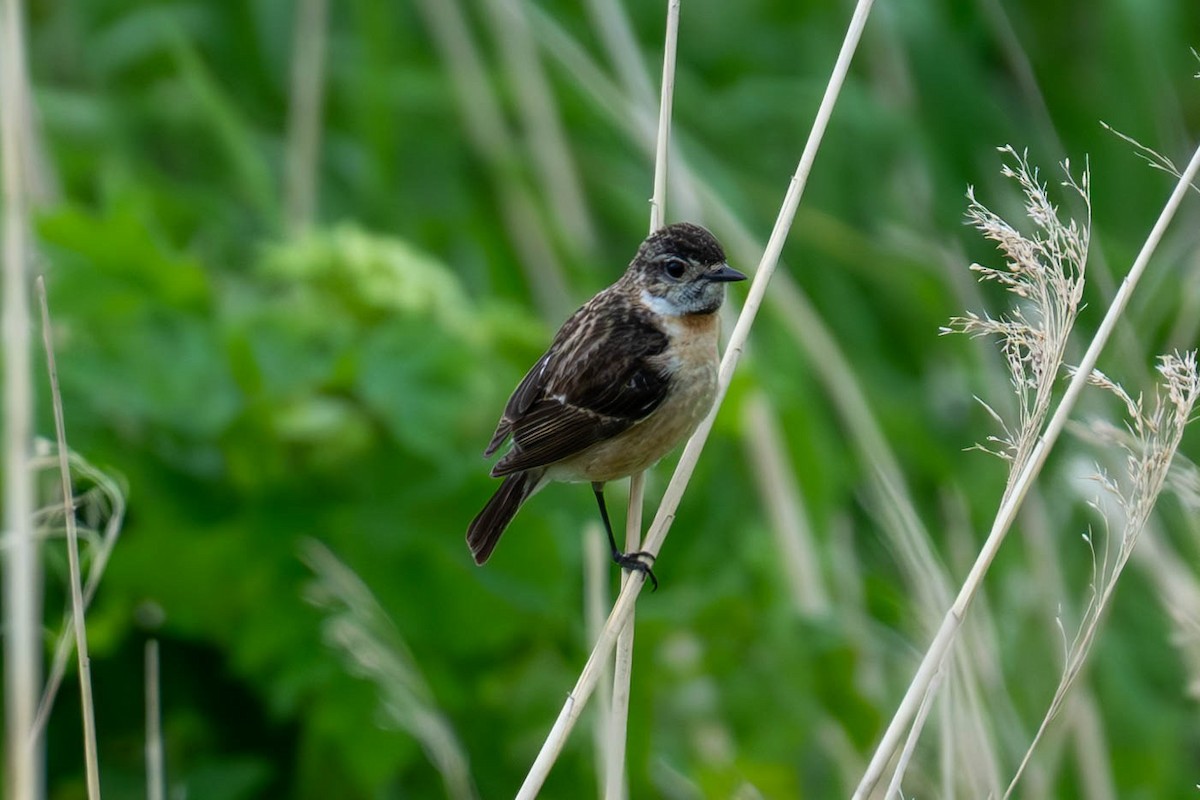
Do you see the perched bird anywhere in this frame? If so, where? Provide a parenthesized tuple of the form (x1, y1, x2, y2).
(467, 222, 745, 588)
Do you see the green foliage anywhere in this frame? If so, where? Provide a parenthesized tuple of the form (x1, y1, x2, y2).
(24, 0, 1200, 798)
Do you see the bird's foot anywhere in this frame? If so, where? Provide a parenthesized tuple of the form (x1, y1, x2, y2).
(614, 550, 658, 592)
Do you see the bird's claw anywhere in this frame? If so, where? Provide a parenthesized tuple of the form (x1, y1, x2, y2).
(614, 550, 658, 592)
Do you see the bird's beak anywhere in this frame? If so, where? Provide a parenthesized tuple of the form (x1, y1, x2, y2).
(705, 263, 747, 282)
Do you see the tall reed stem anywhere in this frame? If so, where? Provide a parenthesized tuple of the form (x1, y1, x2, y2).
(2, 0, 42, 795)
(605, 5, 680, 795)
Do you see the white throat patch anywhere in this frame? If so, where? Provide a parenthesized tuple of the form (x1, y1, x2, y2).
(640, 289, 682, 317)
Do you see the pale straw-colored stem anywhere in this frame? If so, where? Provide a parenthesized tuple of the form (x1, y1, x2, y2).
(413, 0, 571, 320)
(604, 474, 641, 800)
(585, 0, 656, 108)
(481, 0, 594, 248)
(648, 0, 678, 235)
(37, 277, 101, 798)
(605, 4, 680, 795)
(283, 0, 328, 233)
(145, 640, 165, 800)
(583, 526, 613, 800)
(516, 3, 875, 794)
(1069, 692, 1117, 800)
(854, 138, 1200, 798)
(885, 663, 945, 800)
(743, 392, 830, 616)
(2, 0, 42, 795)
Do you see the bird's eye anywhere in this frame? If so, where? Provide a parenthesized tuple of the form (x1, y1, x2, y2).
(663, 258, 687, 280)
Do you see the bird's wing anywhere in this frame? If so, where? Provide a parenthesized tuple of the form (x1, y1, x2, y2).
(483, 349, 552, 458)
(488, 301, 671, 476)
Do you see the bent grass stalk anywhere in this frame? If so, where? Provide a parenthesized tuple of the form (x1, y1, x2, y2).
(303, 541, 478, 800)
(515, 1, 877, 794)
(32, 452, 125, 739)
(854, 140, 1200, 798)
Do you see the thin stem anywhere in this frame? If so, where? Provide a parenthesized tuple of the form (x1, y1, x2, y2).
(283, 0, 328, 233)
(606, 3, 680, 794)
(515, 3, 875, 794)
(1068, 691, 1117, 800)
(37, 277, 101, 798)
(742, 392, 829, 616)
(583, 526, 613, 800)
(853, 138, 1200, 798)
(145, 640, 165, 800)
(885, 664, 946, 800)
(648, 0, 679, 234)
(605, 474, 641, 800)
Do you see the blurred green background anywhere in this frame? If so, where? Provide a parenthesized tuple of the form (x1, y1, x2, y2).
(16, 0, 1200, 797)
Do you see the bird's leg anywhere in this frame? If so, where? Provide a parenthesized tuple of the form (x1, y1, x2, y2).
(592, 482, 658, 591)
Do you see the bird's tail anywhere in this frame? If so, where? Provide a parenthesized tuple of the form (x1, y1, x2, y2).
(467, 469, 544, 565)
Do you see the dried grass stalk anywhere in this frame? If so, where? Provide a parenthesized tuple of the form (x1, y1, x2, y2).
(1005, 352, 1200, 796)
(855, 141, 1200, 797)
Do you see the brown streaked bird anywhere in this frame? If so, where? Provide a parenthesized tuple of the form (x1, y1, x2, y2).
(467, 222, 745, 589)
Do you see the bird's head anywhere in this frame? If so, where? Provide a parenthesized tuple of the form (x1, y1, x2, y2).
(624, 222, 746, 316)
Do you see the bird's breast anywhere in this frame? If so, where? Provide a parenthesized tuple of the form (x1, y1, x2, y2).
(551, 312, 720, 483)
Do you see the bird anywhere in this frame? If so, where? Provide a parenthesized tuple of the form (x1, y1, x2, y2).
(467, 222, 745, 589)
